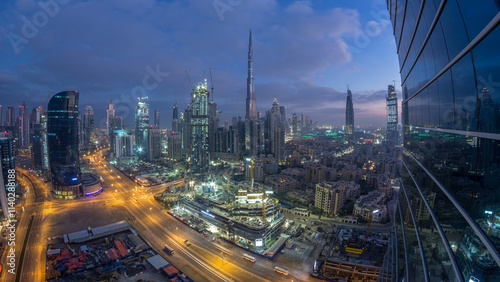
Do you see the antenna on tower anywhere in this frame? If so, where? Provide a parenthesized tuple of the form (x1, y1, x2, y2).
(185, 70, 194, 91)
(347, 84, 349, 91)
(210, 67, 214, 101)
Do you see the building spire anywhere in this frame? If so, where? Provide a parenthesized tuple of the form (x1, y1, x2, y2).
(246, 29, 257, 120)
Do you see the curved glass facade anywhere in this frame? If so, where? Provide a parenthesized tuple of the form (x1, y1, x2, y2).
(47, 91, 82, 199)
(386, 0, 500, 281)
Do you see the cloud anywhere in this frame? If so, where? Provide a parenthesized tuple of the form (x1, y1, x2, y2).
(0, 0, 395, 127)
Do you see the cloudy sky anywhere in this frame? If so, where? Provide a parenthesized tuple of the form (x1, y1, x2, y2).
(0, 0, 401, 129)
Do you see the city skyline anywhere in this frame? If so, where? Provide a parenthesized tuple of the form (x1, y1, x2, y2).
(0, 0, 400, 128)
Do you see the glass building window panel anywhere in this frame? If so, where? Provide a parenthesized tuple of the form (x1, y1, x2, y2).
(457, 0, 500, 42)
(401, 162, 458, 281)
(450, 53, 478, 131)
(395, 0, 407, 49)
(397, 184, 427, 281)
(439, 0, 470, 61)
(399, 1, 418, 64)
(423, 43, 437, 82)
(437, 70, 455, 129)
(396, 206, 408, 281)
(405, 128, 500, 281)
(472, 24, 500, 134)
(428, 80, 440, 127)
(429, 23, 450, 74)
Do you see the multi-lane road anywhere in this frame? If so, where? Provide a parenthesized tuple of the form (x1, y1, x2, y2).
(94, 152, 311, 281)
(7, 149, 316, 282)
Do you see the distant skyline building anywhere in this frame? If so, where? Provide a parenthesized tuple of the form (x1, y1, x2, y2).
(135, 97, 150, 157)
(146, 126, 161, 161)
(345, 88, 354, 136)
(172, 102, 179, 133)
(31, 106, 44, 177)
(5, 107, 14, 127)
(386, 84, 398, 142)
(190, 82, 210, 172)
(114, 130, 133, 158)
(18, 101, 29, 147)
(292, 113, 298, 134)
(0, 133, 15, 220)
(106, 99, 115, 137)
(168, 131, 182, 161)
(264, 98, 285, 160)
(82, 105, 94, 149)
(154, 109, 160, 128)
(245, 29, 257, 121)
(384, 1, 500, 281)
(47, 91, 82, 199)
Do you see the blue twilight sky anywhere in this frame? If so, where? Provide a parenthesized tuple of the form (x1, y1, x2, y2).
(0, 0, 401, 129)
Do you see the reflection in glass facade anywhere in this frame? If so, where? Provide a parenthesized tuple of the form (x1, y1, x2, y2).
(47, 91, 82, 199)
(385, 0, 500, 281)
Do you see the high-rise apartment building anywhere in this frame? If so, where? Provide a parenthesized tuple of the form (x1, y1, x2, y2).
(384, 1, 500, 281)
(106, 99, 114, 137)
(5, 107, 14, 127)
(18, 101, 29, 147)
(154, 109, 160, 128)
(168, 132, 182, 161)
(146, 126, 161, 161)
(114, 130, 133, 158)
(172, 102, 179, 133)
(82, 106, 94, 149)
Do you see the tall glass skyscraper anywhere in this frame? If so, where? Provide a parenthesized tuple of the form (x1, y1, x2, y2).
(191, 82, 210, 172)
(345, 88, 354, 136)
(384, 1, 500, 281)
(386, 84, 398, 142)
(47, 91, 82, 199)
(135, 97, 150, 157)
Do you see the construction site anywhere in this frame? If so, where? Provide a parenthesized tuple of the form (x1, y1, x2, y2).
(311, 227, 389, 282)
(45, 221, 192, 281)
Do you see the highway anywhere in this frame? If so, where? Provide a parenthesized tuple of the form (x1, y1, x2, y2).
(9, 148, 320, 281)
(94, 152, 305, 281)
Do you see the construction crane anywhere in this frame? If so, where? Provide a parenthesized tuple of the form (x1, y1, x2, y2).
(224, 151, 241, 192)
(185, 70, 194, 91)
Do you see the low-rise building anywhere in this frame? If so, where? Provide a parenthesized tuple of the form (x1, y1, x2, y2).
(314, 181, 360, 216)
(353, 191, 387, 223)
(266, 175, 298, 193)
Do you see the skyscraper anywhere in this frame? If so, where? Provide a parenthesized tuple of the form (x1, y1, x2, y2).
(0, 133, 15, 219)
(245, 29, 257, 121)
(191, 82, 210, 172)
(181, 106, 192, 158)
(172, 102, 179, 133)
(47, 91, 82, 199)
(384, 1, 500, 281)
(264, 98, 285, 160)
(292, 113, 298, 134)
(345, 88, 354, 136)
(135, 97, 149, 156)
(114, 130, 133, 158)
(0, 105, 2, 127)
(146, 126, 161, 161)
(31, 106, 44, 176)
(18, 101, 29, 147)
(386, 84, 398, 142)
(5, 107, 14, 127)
(106, 99, 115, 137)
(154, 109, 160, 128)
(82, 106, 94, 149)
